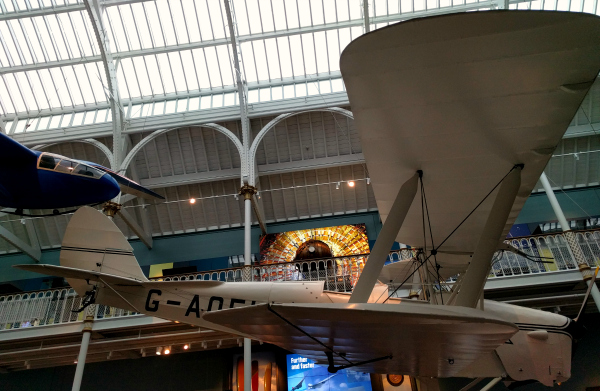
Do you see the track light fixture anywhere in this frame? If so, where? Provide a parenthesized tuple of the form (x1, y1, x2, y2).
(163, 346, 171, 355)
(348, 181, 355, 187)
(336, 182, 340, 189)
(183, 344, 190, 350)
(156, 347, 162, 355)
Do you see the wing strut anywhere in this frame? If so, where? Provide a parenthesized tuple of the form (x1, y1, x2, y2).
(455, 165, 522, 308)
(350, 172, 419, 303)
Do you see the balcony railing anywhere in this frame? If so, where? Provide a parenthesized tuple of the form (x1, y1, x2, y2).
(1, 229, 599, 332)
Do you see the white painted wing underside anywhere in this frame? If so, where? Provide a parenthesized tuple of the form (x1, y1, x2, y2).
(203, 302, 518, 377)
(340, 11, 600, 254)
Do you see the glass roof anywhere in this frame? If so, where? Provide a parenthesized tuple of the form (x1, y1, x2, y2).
(0, 0, 599, 136)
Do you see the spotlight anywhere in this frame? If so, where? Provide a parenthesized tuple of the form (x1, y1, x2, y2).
(163, 346, 171, 355)
(348, 181, 355, 187)
(189, 198, 196, 204)
(74, 360, 78, 364)
(156, 347, 162, 355)
(366, 178, 370, 185)
(335, 182, 340, 190)
(183, 344, 190, 350)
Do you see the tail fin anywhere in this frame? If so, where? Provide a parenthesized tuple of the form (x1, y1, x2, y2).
(60, 206, 147, 296)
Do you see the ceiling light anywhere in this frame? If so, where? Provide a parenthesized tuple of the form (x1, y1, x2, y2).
(366, 178, 370, 185)
(348, 181, 355, 187)
(189, 198, 196, 204)
(183, 344, 190, 350)
(163, 346, 171, 355)
(335, 182, 340, 190)
(156, 347, 162, 355)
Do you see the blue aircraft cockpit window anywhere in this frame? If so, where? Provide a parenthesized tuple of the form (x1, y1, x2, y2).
(55, 159, 78, 174)
(38, 154, 59, 170)
(37, 153, 104, 179)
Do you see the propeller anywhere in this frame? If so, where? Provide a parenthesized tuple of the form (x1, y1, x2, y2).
(574, 266, 599, 323)
(568, 266, 599, 341)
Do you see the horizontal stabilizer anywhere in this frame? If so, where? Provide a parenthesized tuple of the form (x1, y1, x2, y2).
(0, 133, 37, 163)
(13, 264, 144, 286)
(204, 302, 518, 377)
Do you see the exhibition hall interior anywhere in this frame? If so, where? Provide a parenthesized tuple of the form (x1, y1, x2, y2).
(0, 1, 599, 390)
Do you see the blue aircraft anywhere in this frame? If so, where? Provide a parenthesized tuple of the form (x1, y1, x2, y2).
(0, 132, 163, 213)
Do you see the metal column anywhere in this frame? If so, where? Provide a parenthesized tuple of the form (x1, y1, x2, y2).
(540, 172, 600, 312)
(455, 166, 522, 308)
(71, 306, 95, 391)
(240, 185, 256, 391)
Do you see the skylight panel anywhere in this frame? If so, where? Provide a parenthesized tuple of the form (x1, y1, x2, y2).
(326, 30, 340, 71)
(4, 74, 27, 112)
(283, 84, 294, 98)
(192, 48, 212, 88)
(269, 0, 287, 31)
(17, 73, 40, 110)
(240, 42, 257, 83)
(350, 26, 363, 40)
(296, 83, 307, 97)
(14, 119, 28, 133)
(140, 55, 161, 95)
(196, 0, 213, 40)
(46, 15, 70, 59)
(37, 116, 49, 130)
(61, 113, 72, 127)
(49, 115, 61, 129)
(132, 56, 153, 97)
(258, 0, 275, 32)
(168, 52, 188, 92)
(349, 0, 363, 18)
(283, 0, 300, 29)
(49, 68, 72, 106)
(38, 69, 61, 108)
(72, 11, 95, 56)
(0, 22, 22, 65)
(96, 108, 108, 122)
(252, 41, 270, 81)
(176, 98, 187, 112)
(314, 31, 329, 73)
(25, 70, 49, 110)
(120, 58, 141, 98)
(21, 19, 45, 62)
(583, 0, 595, 13)
(246, 0, 263, 34)
(180, 50, 200, 91)
(288, 35, 305, 76)
(0, 77, 16, 113)
(156, 53, 176, 94)
(181, 1, 201, 42)
(130, 103, 142, 118)
(72, 64, 95, 104)
(144, 2, 164, 47)
(106, 7, 128, 52)
(264, 39, 282, 80)
(169, 0, 189, 44)
(441, 0, 451, 7)
(15, 0, 27, 11)
(9, 20, 33, 64)
(57, 13, 81, 58)
(119, 5, 141, 51)
(323, 0, 338, 23)
(155, 0, 178, 46)
(200, 95, 211, 108)
(204, 46, 224, 88)
(301, 34, 317, 75)
(63, 66, 84, 105)
(3, 1, 15, 12)
(310, 0, 325, 25)
(331, 78, 344, 92)
(298, 2, 313, 26)
(189, 96, 199, 110)
(272, 85, 282, 100)
(207, 0, 227, 39)
(414, 0, 426, 11)
(230, 1, 248, 35)
(153, 101, 165, 115)
(116, 63, 130, 99)
(86, 63, 107, 103)
(215, 45, 234, 86)
(223, 92, 235, 106)
(259, 87, 269, 102)
(165, 99, 176, 113)
(141, 103, 152, 117)
(83, 111, 95, 125)
(33, 17, 58, 62)
(0, 42, 10, 67)
(276, 37, 293, 78)
(29, 0, 40, 10)
(130, 3, 154, 49)
(72, 111, 84, 126)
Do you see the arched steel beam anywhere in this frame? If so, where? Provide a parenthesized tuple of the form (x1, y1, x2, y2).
(248, 107, 354, 185)
(84, 0, 124, 170)
(32, 139, 114, 166)
(119, 123, 244, 174)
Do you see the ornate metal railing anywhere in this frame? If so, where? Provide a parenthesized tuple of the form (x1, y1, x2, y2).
(1, 229, 599, 332)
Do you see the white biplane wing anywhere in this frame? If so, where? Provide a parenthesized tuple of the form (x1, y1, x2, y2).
(203, 302, 517, 377)
(340, 11, 600, 254)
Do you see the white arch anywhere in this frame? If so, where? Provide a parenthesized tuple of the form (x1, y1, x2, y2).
(32, 139, 115, 169)
(248, 107, 354, 184)
(119, 123, 244, 174)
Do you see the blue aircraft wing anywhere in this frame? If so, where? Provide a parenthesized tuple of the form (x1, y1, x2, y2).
(87, 163, 165, 200)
